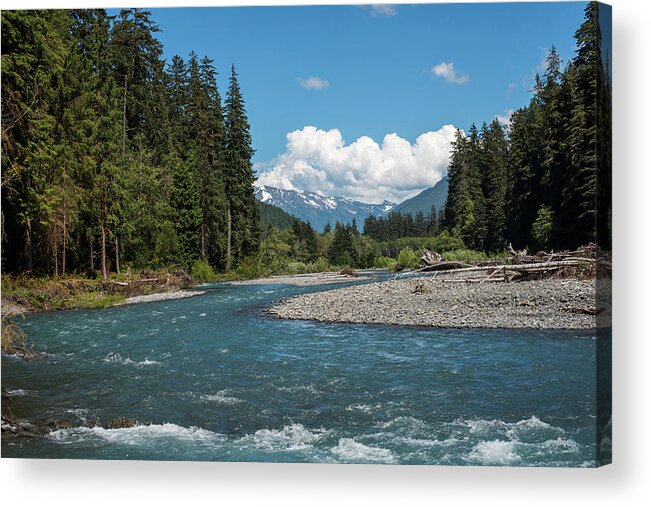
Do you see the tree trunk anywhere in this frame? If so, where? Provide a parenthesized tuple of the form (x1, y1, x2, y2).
(89, 234, 94, 273)
(24, 219, 33, 273)
(62, 212, 67, 276)
(201, 219, 206, 260)
(122, 73, 128, 158)
(54, 236, 59, 277)
(100, 200, 108, 281)
(226, 203, 232, 272)
(115, 236, 120, 275)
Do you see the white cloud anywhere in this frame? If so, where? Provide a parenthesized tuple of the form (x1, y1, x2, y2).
(370, 4, 398, 17)
(495, 109, 515, 128)
(256, 125, 458, 203)
(507, 83, 516, 98)
(298, 76, 330, 90)
(432, 62, 470, 85)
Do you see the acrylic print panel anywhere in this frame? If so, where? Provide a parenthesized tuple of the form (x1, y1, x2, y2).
(1, 2, 611, 467)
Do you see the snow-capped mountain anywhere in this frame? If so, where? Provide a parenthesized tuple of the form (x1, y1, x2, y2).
(254, 185, 395, 232)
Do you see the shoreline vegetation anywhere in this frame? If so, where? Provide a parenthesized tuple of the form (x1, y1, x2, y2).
(1, 5, 611, 340)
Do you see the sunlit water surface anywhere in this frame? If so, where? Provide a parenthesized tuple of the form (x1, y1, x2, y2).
(2, 279, 601, 466)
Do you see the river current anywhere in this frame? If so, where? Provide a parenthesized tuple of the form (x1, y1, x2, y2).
(2, 278, 602, 466)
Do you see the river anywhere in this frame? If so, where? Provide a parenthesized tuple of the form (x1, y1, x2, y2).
(2, 278, 604, 466)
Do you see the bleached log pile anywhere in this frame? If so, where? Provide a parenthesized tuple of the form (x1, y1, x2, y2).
(416, 243, 605, 283)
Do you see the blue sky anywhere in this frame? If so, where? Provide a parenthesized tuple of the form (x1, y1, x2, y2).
(145, 2, 588, 202)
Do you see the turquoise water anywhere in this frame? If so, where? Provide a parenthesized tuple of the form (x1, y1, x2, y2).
(2, 280, 601, 466)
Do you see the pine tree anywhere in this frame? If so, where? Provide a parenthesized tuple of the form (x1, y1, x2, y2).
(481, 119, 508, 252)
(224, 65, 259, 270)
(564, 1, 601, 248)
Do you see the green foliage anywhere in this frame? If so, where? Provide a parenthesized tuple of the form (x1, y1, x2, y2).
(397, 247, 420, 269)
(1, 10, 259, 277)
(191, 259, 216, 282)
(373, 256, 395, 269)
(441, 3, 610, 253)
(258, 201, 298, 236)
(531, 205, 553, 250)
(442, 249, 491, 262)
(377, 232, 465, 259)
(307, 257, 332, 273)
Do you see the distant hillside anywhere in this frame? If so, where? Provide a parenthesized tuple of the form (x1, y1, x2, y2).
(392, 176, 448, 216)
(257, 200, 301, 237)
(255, 185, 395, 232)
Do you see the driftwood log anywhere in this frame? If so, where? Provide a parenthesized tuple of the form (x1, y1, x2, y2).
(411, 243, 606, 283)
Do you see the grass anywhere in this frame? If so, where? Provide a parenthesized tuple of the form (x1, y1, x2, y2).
(441, 249, 502, 262)
(2, 274, 128, 311)
(1, 316, 28, 354)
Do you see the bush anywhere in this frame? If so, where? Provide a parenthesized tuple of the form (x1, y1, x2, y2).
(307, 257, 332, 273)
(532, 205, 553, 250)
(191, 260, 217, 282)
(377, 232, 465, 258)
(286, 261, 308, 275)
(442, 249, 490, 262)
(397, 247, 420, 269)
(373, 256, 395, 269)
(235, 256, 264, 279)
(387, 260, 400, 271)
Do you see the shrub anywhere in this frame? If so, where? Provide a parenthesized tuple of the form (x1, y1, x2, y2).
(377, 232, 465, 259)
(387, 260, 400, 271)
(397, 247, 420, 269)
(235, 256, 264, 279)
(532, 205, 553, 250)
(191, 259, 217, 282)
(441, 249, 490, 262)
(286, 261, 308, 274)
(373, 256, 395, 269)
(307, 257, 331, 273)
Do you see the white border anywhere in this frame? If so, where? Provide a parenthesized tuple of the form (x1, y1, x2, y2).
(2, 1, 650, 505)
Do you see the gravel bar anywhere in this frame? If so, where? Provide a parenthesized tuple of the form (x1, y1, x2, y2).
(230, 271, 372, 287)
(123, 289, 206, 305)
(268, 275, 601, 329)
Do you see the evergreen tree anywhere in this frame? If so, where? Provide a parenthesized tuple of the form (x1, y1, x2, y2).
(481, 119, 509, 252)
(224, 65, 259, 270)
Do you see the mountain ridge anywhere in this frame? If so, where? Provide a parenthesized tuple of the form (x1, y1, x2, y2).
(254, 185, 395, 232)
(254, 178, 449, 231)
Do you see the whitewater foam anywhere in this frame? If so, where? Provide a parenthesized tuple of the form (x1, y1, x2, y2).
(246, 424, 325, 451)
(5, 388, 31, 396)
(331, 438, 396, 464)
(468, 440, 521, 465)
(49, 423, 225, 446)
(103, 353, 160, 366)
(202, 390, 243, 405)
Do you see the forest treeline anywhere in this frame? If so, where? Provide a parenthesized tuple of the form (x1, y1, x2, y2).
(443, 2, 611, 253)
(1, 3, 610, 281)
(2, 8, 259, 278)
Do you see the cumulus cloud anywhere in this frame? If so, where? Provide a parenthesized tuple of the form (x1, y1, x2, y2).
(370, 4, 398, 17)
(495, 109, 515, 128)
(256, 125, 458, 203)
(298, 76, 330, 90)
(432, 62, 470, 85)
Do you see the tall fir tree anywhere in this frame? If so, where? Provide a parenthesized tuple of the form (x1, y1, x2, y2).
(224, 65, 259, 270)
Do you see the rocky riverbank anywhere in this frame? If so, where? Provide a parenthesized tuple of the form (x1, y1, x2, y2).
(122, 289, 206, 305)
(230, 270, 373, 287)
(268, 274, 603, 329)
